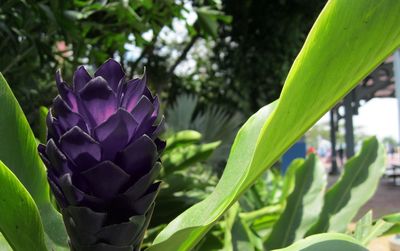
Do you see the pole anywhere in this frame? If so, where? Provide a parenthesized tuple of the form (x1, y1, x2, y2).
(344, 92, 355, 158)
(330, 108, 339, 175)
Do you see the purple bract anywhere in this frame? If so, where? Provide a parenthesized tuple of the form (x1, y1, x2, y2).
(38, 59, 165, 251)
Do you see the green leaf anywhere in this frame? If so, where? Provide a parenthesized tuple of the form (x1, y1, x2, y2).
(163, 141, 221, 174)
(149, 0, 400, 249)
(0, 233, 12, 251)
(272, 233, 367, 251)
(223, 204, 261, 251)
(0, 73, 68, 248)
(148, 102, 277, 251)
(265, 155, 327, 249)
(307, 137, 385, 235)
(37, 106, 48, 143)
(279, 159, 302, 204)
(0, 161, 47, 251)
(164, 130, 202, 154)
(381, 213, 400, 235)
(353, 211, 393, 246)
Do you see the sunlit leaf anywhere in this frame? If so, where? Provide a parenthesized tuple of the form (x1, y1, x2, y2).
(307, 137, 385, 234)
(272, 233, 367, 251)
(265, 155, 327, 249)
(0, 161, 47, 251)
(0, 73, 68, 249)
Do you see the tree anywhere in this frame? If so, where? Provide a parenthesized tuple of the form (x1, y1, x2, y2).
(208, 0, 327, 113)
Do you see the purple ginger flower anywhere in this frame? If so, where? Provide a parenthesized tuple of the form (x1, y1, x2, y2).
(38, 59, 165, 251)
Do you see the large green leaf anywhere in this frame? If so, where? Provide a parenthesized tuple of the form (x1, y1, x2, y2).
(0, 161, 47, 251)
(272, 233, 367, 251)
(149, 0, 400, 249)
(149, 102, 277, 250)
(307, 137, 385, 234)
(265, 155, 327, 249)
(0, 73, 68, 248)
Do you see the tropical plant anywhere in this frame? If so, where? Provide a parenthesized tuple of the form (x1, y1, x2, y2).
(0, 0, 399, 250)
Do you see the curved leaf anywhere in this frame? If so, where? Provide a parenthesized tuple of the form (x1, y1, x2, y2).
(265, 155, 327, 249)
(353, 211, 393, 246)
(163, 141, 221, 174)
(149, 102, 277, 251)
(149, 0, 400, 249)
(0, 73, 68, 248)
(273, 233, 367, 251)
(37, 106, 49, 143)
(307, 137, 385, 235)
(381, 213, 400, 235)
(164, 130, 202, 154)
(0, 161, 47, 251)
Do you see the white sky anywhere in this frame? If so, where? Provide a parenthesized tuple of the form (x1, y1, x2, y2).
(318, 98, 399, 141)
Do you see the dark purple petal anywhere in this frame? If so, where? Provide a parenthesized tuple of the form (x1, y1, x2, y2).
(130, 182, 160, 214)
(151, 96, 160, 120)
(73, 66, 92, 92)
(46, 112, 63, 141)
(63, 206, 106, 234)
(152, 116, 165, 138)
(79, 76, 118, 128)
(52, 96, 87, 133)
(94, 59, 125, 92)
(95, 215, 145, 245)
(121, 78, 146, 112)
(130, 96, 154, 124)
(94, 109, 138, 160)
(117, 135, 157, 177)
(47, 171, 68, 207)
(71, 242, 132, 251)
(45, 139, 72, 175)
(81, 161, 130, 199)
(58, 174, 104, 209)
(122, 162, 161, 201)
(56, 70, 78, 112)
(59, 127, 101, 169)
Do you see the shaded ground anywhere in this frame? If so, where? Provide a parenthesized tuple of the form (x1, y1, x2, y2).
(357, 177, 400, 219)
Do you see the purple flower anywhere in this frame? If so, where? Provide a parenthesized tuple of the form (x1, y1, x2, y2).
(38, 59, 165, 251)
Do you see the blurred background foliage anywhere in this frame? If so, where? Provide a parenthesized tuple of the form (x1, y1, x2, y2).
(0, 0, 325, 126)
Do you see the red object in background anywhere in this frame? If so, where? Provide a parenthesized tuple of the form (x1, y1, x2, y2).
(307, 146, 316, 155)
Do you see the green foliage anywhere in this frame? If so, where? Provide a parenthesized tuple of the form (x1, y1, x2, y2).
(163, 141, 221, 175)
(265, 155, 327, 249)
(148, 0, 400, 249)
(166, 94, 243, 173)
(0, 0, 232, 126)
(0, 161, 47, 251)
(307, 138, 385, 235)
(149, 130, 220, 229)
(381, 213, 400, 235)
(148, 101, 278, 251)
(272, 233, 367, 251)
(352, 211, 393, 246)
(0, 73, 68, 249)
(37, 106, 49, 143)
